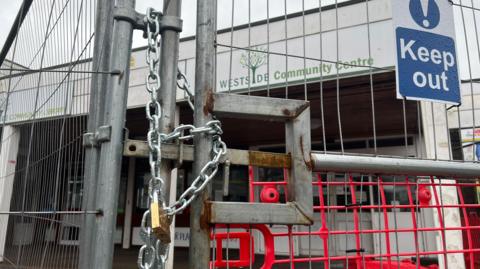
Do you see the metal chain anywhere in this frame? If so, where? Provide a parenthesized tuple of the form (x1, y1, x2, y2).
(138, 8, 227, 269)
(139, 8, 164, 269)
(176, 70, 194, 110)
(174, 69, 227, 215)
(165, 121, 227, 215)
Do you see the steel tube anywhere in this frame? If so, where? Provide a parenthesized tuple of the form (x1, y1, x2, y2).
(0, 0, 33, 66)
(189, 0, 216, 267)
(79, 1, 114, 269)
(158, 1, 182, 268)
(90, 0, 135, 268)
(311, 153, 480, 178)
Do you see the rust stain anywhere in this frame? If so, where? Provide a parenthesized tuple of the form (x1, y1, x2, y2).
(282, 108, 292, 117)
(294, 102, 310, 116)
(299, 136, 312, 171)
(200, 201, 212, 230)
(305, 158, 313, 171)
(203, 88, 215, 116)
(299, 136, 305, 156)
(282, 102, 310, 118)
(249, 151, 291, 168)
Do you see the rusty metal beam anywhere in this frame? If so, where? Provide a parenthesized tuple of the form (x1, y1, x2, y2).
(124, 139, 291, 168)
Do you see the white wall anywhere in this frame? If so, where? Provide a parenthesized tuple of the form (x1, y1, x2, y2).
(0, 126, 20, 261)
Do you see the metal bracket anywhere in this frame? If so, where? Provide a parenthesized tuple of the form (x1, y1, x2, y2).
(124, 140, 291, 168)
(83, 125, 111, 147)
(113, 6, 182, 33)
(160, 15, 183, 32)
(208, 93, 313, 225)
(113, 6, 147, 31)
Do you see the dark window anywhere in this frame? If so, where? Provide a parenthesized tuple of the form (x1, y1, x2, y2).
(450, 128, 464, 160)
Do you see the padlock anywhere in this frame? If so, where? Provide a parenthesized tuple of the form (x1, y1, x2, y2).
(150, 192, 172, 243)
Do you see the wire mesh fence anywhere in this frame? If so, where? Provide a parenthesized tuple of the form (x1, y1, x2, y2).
(175, 0, 480, 161)
(0, 0, 95, 268)
(182, 0, 480, 268)
(209, 167, 480, 269)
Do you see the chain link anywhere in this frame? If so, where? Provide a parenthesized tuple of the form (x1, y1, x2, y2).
(139, 8, 163, 269)
(166, 121, 227, 215)
(138, 8, 227, 269)
(176, 70, 194, 110)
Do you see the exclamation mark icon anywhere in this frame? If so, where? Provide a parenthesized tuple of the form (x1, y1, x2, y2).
(420, 0, 430, 27)
(409, 0, 439, 29)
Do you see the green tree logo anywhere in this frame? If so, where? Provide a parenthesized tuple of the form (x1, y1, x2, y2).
(240, 47, 267, 84)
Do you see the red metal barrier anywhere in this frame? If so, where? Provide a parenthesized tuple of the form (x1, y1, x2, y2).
(211, 230, 254, 268)
(211, 166, 480, 269)
(345, 258, 438, 269)
(462, 211, 480, 269)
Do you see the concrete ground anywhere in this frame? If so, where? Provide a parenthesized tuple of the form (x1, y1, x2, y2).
(115, 247, 337, 269)
(1, 246, 339, 268)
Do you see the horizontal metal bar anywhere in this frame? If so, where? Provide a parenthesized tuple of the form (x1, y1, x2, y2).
(124, 139, 291, 168)
(207, 202, 313, 225)
(0, 211, 101, 215)
(0, 67, 120, 75)
(311, 153, 480, 178)
(211, 93, 309, 121)
(248, 151, 291, 168)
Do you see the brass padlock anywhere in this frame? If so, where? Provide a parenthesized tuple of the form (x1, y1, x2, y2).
(151, 192, 172, 244)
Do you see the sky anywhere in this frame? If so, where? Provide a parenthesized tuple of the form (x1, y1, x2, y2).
(0, 0, 23, 50)
(0, 0, 349, 50)
(132, 0, 347, 47)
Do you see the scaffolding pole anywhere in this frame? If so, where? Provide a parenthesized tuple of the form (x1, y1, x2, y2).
(88, 0, 135, 268)
(189, 0, 216, 268)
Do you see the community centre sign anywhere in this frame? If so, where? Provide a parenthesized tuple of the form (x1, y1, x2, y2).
(393, 0, 461, 105)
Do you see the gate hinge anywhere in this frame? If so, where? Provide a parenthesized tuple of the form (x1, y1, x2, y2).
(83, 125, 112, 147)
(114, 6, 148, 31)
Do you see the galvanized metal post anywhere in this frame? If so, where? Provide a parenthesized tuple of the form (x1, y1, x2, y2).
(90, 0, 135, 268)
(79, 1, 114, 268)
(189, 0, 216, 267)
(158, 1, 182, 267)
(158, 1, 182, 268)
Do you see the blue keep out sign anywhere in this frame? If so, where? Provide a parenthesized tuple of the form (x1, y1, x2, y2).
(393, 0, 461, 105)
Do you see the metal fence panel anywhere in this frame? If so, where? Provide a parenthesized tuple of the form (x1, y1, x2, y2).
(0, 0, 96, 267)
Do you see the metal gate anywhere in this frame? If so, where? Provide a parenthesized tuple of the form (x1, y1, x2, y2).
(1, 0, 480, 269)
(0, 0, 95, 267)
